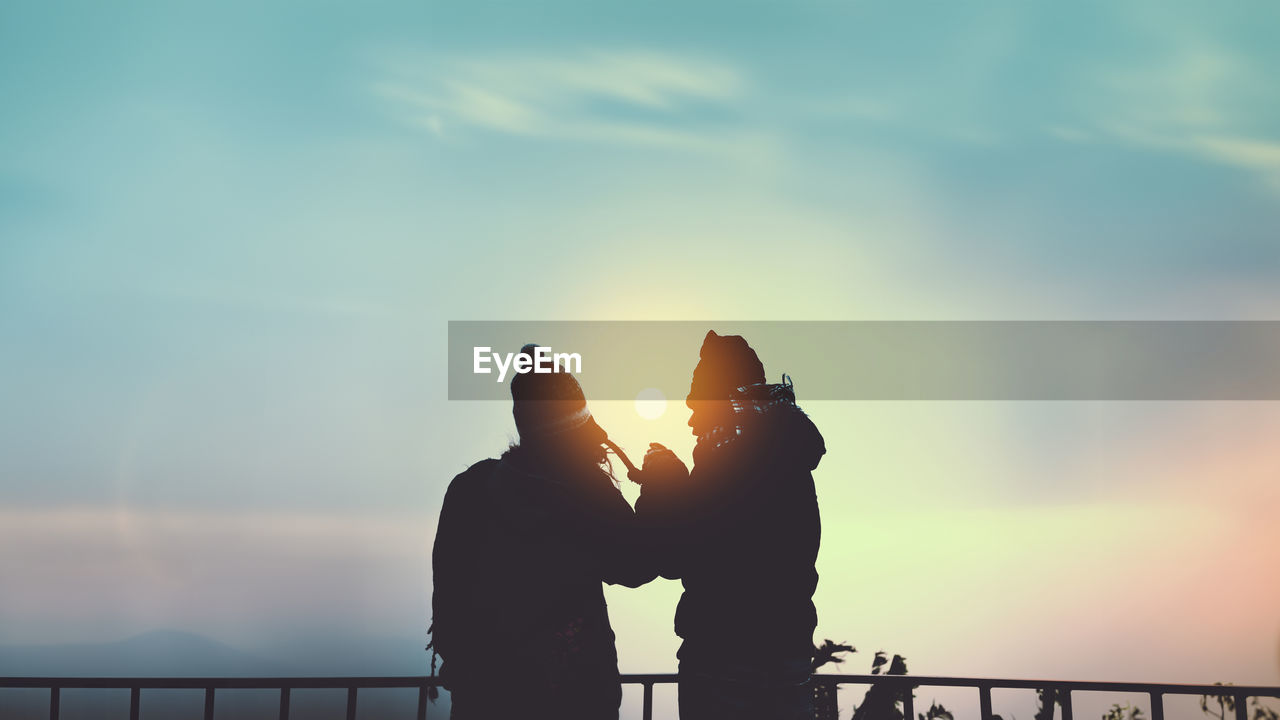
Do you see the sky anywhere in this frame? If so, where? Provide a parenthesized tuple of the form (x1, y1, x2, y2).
(2, 1, 1279, 717)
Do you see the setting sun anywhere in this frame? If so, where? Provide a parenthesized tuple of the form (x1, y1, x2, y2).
(635, 388, 667, 420)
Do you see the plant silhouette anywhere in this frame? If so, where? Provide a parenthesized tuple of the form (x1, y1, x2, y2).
(810, 639, 910, 720)
(1101, 702, 1145, 720)
(1200, 684, 1280, 720)
(806, 646, 1280, 720)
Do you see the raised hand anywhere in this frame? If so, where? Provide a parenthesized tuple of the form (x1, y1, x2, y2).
(639, 443, 689, 487)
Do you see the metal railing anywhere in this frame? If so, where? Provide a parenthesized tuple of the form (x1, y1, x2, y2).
(811, 675, 1280, 720)
(2, 674, 1277, 720)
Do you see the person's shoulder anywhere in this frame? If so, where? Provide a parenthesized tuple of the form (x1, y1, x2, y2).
(457, 457, 500, 477)
(443, 458, 501, 499)
(769, 404, 825, 472)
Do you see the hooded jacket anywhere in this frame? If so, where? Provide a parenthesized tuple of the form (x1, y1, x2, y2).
(636, 382, 825, 670)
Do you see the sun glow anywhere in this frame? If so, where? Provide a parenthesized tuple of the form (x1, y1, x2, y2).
(634, 388, 667, 420)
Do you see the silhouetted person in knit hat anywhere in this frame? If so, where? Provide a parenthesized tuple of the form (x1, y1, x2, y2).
(636, 330, 826, 720)
(430, 345, 657, 720)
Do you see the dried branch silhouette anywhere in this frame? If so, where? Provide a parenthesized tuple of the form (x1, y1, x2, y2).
(810, 639, 910, 720)
(1201, 683, 1280, 720)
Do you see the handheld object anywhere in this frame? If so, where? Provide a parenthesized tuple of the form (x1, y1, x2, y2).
(602, 438, 643, 484)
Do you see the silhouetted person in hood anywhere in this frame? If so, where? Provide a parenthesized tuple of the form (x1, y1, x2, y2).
(430, 345, 657, 720)
(636, 330, 825, 720)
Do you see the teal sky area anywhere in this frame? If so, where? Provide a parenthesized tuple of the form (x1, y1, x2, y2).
(2, 2, 1278, 713)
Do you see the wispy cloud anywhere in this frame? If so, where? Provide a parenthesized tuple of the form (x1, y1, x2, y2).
(375, 50, 750, 152)
(1192, 135, 1280, 192)
(1053, 42, 1280, 193)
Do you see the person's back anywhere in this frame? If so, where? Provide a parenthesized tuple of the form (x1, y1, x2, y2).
(433, 452, 642, 718)
(636, 331, 825, 720)
(430, 345, 655, 720)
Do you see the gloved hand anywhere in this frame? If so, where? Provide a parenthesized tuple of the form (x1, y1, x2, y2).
(637, 443, 689, 487)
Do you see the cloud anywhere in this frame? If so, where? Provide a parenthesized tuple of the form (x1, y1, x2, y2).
(1194, 135, 1280, 168)
(375, 50, 748, 152)
(1079, 122, 1280, 196)
(1192, 135, 1280, 191)
(1057, 41, 1280, 193)
(443, 83, 542, 135)
(455, 51, 742, 109)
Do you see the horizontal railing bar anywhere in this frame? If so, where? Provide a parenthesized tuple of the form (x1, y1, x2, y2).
(1, 674, 1276, 698)
(0, 677, 437, 690)
(620, 674, 676, 684)
(809, 675, 1280, 697)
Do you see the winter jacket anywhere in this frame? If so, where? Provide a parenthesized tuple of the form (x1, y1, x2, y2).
(635, 386, 825, 671)
(430, 450, 656, 717)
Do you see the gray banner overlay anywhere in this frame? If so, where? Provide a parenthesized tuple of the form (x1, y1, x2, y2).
(448, 321, 1280, 401)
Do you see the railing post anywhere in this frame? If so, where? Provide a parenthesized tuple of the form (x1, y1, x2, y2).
(979, 685, 993, 720)
(1060, 690, 1073, 720)
(417, 683, 429, 720)
(204, 687, 215, 720)
(903, 680, 915, 720)
(48, 687, 60, 720)
(346, 687, 357, 720)
(1235, 694, 1248, 720)
(1150, 692, 1164, 720)
(130, 687, 140, 720)
(279, 687, 291, 720)
(642, 681, 653, 720)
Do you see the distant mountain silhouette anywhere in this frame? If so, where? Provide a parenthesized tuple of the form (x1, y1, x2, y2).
(0, 629, 287, 677)
(0, 630, 447, 720)
(252, 632, 432, 676)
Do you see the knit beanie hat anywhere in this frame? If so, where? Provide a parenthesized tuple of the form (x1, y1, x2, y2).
(511, 343, 604, 441)
(687, 330, 766, 403)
